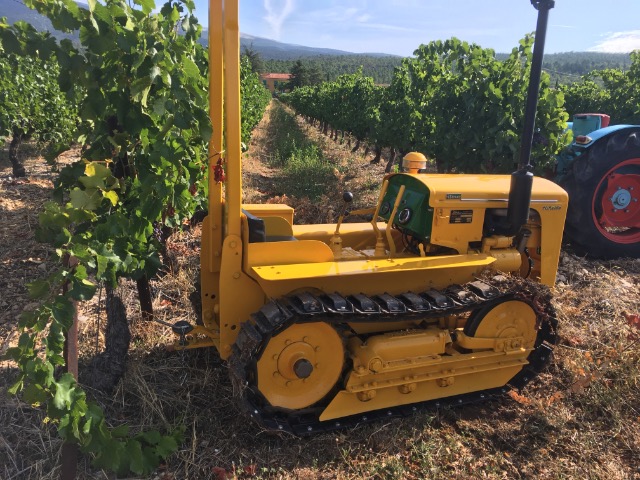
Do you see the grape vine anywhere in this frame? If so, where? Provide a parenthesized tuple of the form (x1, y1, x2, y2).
(559, 51, 640, 123)
(0, 0, 267, 475)
(0, 42, 77, 176)
(284, 36, 570, 174)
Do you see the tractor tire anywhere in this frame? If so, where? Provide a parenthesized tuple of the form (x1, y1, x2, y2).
(560, 128, 640, 259)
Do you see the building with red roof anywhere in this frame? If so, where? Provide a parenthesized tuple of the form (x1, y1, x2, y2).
(259, 73, 294, 94)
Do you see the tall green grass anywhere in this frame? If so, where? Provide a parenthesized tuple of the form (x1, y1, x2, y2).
(268, 103, 337, 200)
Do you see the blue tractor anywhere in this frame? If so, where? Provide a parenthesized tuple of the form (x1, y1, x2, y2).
(556, 113, 640, 258)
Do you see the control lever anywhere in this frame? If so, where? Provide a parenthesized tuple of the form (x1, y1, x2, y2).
(330, 191, 354, 257)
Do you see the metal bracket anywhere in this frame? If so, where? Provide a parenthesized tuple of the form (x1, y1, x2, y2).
(455, 331, 525, 352)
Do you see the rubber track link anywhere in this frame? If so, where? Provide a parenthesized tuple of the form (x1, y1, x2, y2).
(228, 276, 558, 435)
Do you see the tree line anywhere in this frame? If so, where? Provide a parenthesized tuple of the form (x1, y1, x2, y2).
(247, 49, 635, 87)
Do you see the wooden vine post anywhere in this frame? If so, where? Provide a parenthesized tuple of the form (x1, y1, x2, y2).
(61, 255, 79, 480)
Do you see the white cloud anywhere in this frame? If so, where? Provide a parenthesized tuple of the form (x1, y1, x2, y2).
(589, 30, 640, 53)
(264, 0, 295, 39)
(356, 13, 372, 23)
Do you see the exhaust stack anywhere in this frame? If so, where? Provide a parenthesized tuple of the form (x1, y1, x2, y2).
(504, 0, 555, 236)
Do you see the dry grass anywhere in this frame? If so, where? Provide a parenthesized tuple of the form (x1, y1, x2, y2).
(1, 108, 640, 479)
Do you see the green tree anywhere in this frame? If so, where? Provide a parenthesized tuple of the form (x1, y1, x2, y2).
(242, 43, 264, 73)
(288, 59, 322, 89)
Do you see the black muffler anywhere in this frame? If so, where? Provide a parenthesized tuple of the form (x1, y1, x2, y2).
(503, 0, 555, 236)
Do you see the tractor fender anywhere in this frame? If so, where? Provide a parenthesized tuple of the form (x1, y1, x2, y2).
(574, 124, 639, 149)
(556, 125, 640, 180)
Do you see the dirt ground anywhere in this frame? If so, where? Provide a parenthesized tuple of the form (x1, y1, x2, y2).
(1, 104, 640, 479)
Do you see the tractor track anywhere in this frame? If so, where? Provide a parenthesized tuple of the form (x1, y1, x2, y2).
(228, 275, 558, 435)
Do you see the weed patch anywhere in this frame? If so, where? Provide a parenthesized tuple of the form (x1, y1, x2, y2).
(264, 103, 339, 200)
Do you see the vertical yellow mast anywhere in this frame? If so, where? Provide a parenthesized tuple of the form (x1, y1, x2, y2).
(202, 0, 242, 337)
(207, 0, 242, 255)
(222, 0, 242, 237)
(208, 0, 223, 273)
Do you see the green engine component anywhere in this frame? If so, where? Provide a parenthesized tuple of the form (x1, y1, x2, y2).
(379, 174, 434, 242)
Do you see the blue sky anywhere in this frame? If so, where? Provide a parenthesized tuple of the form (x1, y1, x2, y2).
(191, 0, 640, 55)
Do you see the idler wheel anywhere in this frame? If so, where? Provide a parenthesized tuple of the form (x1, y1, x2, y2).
(256, 322, 344, 410)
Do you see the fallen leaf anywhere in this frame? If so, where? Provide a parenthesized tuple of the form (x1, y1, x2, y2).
(623, 312, 640, 329)
(546, 391, 564, 406)
(623, 312, 640, 339)
(507, 390, 531, 405)
(571, 374, 592, 394)
(243, 464, 257, 476)
(212, 466, 229, 480)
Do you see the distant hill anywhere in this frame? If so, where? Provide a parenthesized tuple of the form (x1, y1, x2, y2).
(238, 33, 367, 59)
(237, 33, 396, 59)
(1, 2, 393, 59)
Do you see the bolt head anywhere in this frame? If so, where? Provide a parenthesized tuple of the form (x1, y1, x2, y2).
(293, 359, 314, 379)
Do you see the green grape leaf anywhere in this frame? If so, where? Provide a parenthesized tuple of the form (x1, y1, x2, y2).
(68, 277, 96, 301)
(23, 383, 47, 405)
(127, 439, 145, 475)
(52, 373, 81, 410)
(69, 188, 102, 210)
(28, 279, 50, 299)
(155, 433, 178, 457)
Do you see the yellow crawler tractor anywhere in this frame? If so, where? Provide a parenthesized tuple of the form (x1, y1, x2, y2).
(171, 0, 567, 433)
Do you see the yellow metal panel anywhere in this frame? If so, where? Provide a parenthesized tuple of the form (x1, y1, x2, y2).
(246, 240, 334, 269)
(393, 173, 568, 205)
(292, 222, 399, 250)
(533, 204, 568, 286)
(243, 203, 295, 224)
(251, 254, 495, 298)
(219, 234, 265, 359)
(319, 364, 523, 421)
(254, 254, 493, 280)
(431, 206, 485, 252)
(262, 216, 294, 237)
(202, 0, 224, 337)
(200, 216, 221, 333)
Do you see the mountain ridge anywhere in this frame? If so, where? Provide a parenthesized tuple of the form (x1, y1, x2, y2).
(0, 1, 396, 59)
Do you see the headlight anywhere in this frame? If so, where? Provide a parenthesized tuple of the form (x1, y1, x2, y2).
(398, 208, 412, 224)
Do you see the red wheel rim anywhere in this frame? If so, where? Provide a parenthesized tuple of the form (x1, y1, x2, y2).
(591, 158, 640, 244)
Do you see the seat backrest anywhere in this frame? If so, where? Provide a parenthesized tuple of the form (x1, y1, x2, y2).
(242, 209, 266, 243)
